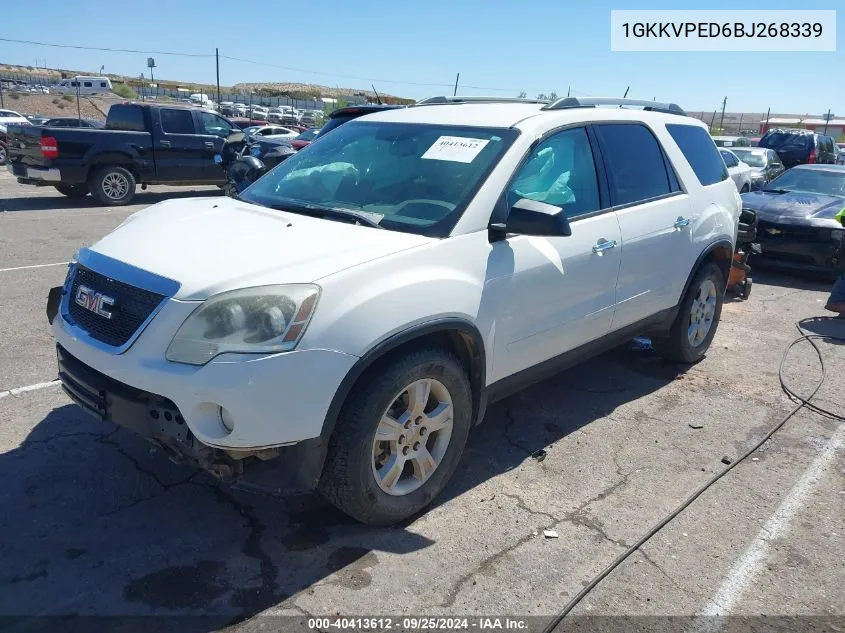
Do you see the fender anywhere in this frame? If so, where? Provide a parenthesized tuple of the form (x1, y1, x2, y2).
(289, 318, 488, 490)
(681, 238, 734, 301)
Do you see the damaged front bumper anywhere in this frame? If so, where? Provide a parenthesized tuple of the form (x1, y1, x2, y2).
(56, 343, 327, 494)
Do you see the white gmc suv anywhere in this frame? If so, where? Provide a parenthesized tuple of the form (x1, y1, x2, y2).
(49, 97, 741, 525)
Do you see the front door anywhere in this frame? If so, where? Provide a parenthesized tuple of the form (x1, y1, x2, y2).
(485, 126, 622, 382)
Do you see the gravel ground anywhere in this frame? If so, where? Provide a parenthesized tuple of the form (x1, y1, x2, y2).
(0, 169, 843, 632)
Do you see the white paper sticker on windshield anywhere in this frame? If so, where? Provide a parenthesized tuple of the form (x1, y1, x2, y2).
(421, 136, 490, 163)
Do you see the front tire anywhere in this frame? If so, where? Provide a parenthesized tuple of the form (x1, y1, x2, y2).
(89, 166, 136, 206)
(54, 184, 89, 198)
(318, 348, 472, 526)
(653, 262, 725, 363)
(0, 140, 7, 166)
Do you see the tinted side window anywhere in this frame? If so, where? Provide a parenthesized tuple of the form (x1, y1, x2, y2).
(105, 104, 145, 132)
(161, 109, 195, 134)
(666, 124, 729, 186)
(720, 150, 738, 167)
(100, 82, 107, 88)
(594, 124, 673, 206)
(508, 127, 600, 217)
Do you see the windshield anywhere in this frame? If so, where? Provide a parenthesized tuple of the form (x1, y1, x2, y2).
(731, 150, 766, 167)
(240, 121, 518, 237)
(766, 169, 845, 197)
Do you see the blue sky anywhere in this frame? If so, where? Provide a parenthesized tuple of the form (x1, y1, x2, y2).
(1, 0, 841, 114)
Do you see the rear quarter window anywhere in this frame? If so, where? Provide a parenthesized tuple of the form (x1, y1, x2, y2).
(666, 124, 729, 186)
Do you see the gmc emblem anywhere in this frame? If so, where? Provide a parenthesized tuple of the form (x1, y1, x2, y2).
(75, 285, 115, 319)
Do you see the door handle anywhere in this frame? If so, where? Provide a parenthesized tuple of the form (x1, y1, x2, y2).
(159, 140, 171, 148)
(592, 239, 617, 254)
(204, 141, 215, 149)
(674, 216, 690, 229)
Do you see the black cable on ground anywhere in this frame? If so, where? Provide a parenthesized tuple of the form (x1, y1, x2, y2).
(541, 320, 845, 633)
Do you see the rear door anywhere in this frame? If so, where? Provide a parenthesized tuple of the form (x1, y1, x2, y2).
(153, 108, 207, 181)
(592, 122, 694, 330)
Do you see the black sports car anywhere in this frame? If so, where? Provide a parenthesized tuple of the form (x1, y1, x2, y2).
(740, 165, 845, 276)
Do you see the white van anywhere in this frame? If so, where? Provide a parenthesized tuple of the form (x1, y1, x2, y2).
(56, 76, 113, 95)
(189, 93, 212, 106)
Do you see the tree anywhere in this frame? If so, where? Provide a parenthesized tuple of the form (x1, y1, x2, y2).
(517, 91, 527, 99)
(537, 93, 548, 100)
(549, 91, 558, 100)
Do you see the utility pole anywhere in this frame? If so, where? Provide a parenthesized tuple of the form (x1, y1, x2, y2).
(763, 106, 771, 134)
(738, 113, 743, 134)
(623, 86, 629, 98)
(567, 85, 570, 97)
(0, 78, 4, 108)
(75, 79, 81, 122)
(453, 73, 459, 96)
(718, 96, 727, 134)
(215, 48, 221, 107)
(823, 108, 832, 135)
(710, 110, 717, 132)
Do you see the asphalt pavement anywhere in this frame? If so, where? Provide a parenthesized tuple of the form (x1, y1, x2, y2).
(0, 169, 843, 632)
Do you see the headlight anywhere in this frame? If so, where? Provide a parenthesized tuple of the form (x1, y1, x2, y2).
(165, 284, 320, 365)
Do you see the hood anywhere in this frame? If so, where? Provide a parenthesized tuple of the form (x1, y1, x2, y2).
(88, 197, 434, 300)
(740, 190, 845, 226)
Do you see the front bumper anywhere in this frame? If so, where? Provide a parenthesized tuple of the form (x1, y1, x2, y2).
(53, 297, 358, 451)
(754, 226, 844, 275)
(56, 343, 339, 491)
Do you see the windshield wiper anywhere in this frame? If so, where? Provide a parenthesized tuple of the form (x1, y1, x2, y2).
(268, 202, 384, 229)
(762, 188, 790, 194)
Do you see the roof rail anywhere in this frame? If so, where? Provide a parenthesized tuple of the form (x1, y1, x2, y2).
(541, 97, 687, 116)
(414, 95, 550, 106)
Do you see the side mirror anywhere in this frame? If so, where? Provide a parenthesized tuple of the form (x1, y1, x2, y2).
(490, 198, 572, 241)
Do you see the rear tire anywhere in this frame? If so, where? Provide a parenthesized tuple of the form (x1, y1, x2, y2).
(653, 262, 725, 363)
(89, 166, 136, 206)
(54, 184, 89, 198)
(0, 140, 7, 166)
(318, 347, 472, 526)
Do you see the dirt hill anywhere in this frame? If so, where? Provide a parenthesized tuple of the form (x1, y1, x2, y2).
(1, 93, 116, 120)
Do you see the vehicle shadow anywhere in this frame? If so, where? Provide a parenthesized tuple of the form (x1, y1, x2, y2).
(748, 266, 835, 291)
(0, 339, 686, 631)
(798, 316, 845, 345)
(0, 189, 222, 213)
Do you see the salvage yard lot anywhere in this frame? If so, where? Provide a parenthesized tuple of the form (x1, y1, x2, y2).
(0, 168, 843, 630)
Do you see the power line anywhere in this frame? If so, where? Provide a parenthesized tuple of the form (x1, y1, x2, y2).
(0, 37, 213, 57)
(1, 35, 589, 96)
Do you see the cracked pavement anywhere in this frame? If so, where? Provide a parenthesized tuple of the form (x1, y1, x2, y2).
(1, 172, 844, 630)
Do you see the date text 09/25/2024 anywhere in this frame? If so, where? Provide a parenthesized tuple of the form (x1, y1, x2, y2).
(307, 617, 528, 630)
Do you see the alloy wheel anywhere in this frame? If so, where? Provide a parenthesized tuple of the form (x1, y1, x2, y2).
(102, 172, 129, 200)
(371, 378, 454, 496)
(688, 279, 717, 347)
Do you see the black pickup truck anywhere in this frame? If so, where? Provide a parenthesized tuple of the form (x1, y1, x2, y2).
(6, 103, 244, 205)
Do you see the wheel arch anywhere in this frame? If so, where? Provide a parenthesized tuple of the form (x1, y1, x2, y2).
(682, 239, 734, 300)
(86, 154, 139, 182)
(303, 318, 488, 486)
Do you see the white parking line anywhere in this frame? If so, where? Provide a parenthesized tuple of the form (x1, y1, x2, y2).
(0, 262, 68, 273)
(0, 380, 61, 400)
(693, 422, 845, 628)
